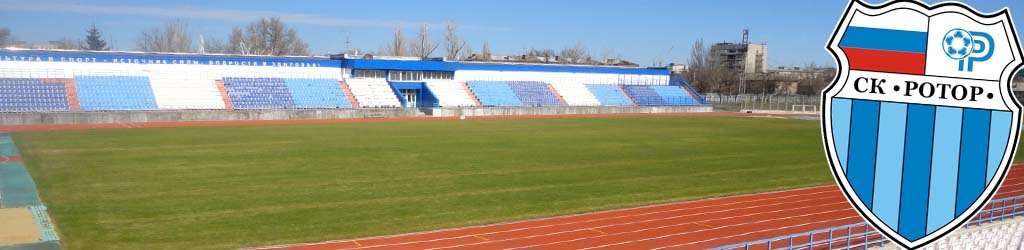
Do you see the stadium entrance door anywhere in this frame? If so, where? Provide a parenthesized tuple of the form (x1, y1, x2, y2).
(400, 89, 418, 107)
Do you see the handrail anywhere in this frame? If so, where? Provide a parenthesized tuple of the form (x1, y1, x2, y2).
(709, 195, 1024, 250)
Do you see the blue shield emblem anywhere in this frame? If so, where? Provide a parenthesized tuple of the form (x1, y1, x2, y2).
(823, 1, 1024, 248)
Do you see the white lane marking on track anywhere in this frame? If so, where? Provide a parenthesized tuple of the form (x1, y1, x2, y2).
(648, 184, 1024, 250)
(259, 173, 1024, 250)
(254, 186, 837, 250)
(434, 200, 851, 250)
(334, 189, 841, 250)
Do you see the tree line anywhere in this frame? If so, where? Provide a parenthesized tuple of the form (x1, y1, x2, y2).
(1, 18, 621, 64)
(0, 25, 110, 51)
(0, 18, 309, 56)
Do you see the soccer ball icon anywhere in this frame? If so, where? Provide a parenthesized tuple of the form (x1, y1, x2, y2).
(943, 29, 974, 60)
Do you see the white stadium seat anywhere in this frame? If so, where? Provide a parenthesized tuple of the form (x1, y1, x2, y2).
(149, 73, 226, 110)
(550, 82, 600, 106)
(346, 78, 402, 108)
(425, 80, 477, 107)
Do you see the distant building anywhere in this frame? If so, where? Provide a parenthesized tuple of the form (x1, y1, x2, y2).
(670, 64, 687, 74)
(464, 54, 639, 67)
(710, 42, 768, 74)
(767, 66, 833, 80)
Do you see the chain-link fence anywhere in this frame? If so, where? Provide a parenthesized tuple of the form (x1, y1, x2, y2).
(703, 94, 820, 112)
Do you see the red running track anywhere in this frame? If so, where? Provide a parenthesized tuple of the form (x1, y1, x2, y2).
(253, 165, 1024, 250)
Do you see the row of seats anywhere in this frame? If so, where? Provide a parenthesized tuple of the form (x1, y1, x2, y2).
(586, 84, 635, 106)
(223, 77, 296, 109)
(469, 81, 662, 107)
(425, 80, 477, 107)
(550, 82, 601, 106)
(890, 220, 1024, 250)
(150, 75, 225, 110)
(508, 81, 563, 107)
(284, 78, 351, 109)
(0, 78, 70, 112)
(0, 77, 703, 112)
(467, 81, 523, 107)
(74, 75, 159, 110)
(346, 78, 402, 108)
(621, 85, 699, 106)
(650, 85, 701, 106)
(222, 77, 354, 109)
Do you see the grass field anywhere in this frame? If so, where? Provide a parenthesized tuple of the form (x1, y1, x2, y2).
(14, 116, 840, 249)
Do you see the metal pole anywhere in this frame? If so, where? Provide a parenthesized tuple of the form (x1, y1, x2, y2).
(828, 230, 834, 249)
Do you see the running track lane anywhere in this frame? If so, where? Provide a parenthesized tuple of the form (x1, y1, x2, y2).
(253, 165, 1024, 250)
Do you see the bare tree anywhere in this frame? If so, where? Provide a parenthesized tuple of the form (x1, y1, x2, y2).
(202, 37, 229, 54)
(0, 27, 10, 48)
(460, 45, 474, 61)
(227, 17, 309, 56)
(49, 38, 81, 50)
(137, 20, 194, 53)
(685, 39, 735, 94)
(480, 40, 491, 61)
(383, 26, 406, 56)
(409, 23, 439, 58)
(796, 63, 837, 96)
(445, 20, 466, 60)
(560, 41, 588, 63)
(526, 48, 556, 57)
(598, 49, 621, 62)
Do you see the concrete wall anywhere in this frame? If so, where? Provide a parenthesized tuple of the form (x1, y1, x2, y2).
(0, 106, 712, 125)
(428, 106, 711, 117)
(0, 109, 424, 125)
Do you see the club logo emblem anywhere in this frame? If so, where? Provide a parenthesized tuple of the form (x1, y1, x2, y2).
(822, 1, 1024, 248)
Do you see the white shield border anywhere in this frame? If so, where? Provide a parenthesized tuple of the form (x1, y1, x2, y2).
(821, 0, 1024, 249)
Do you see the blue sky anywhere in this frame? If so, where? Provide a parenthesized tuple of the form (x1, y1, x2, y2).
(0, 0, 1021, 67)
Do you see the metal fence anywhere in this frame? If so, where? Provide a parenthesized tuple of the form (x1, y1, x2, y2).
(703, 94, 820, 112)
(631, 96, 706, 106)
(710, 195, 1024, 250)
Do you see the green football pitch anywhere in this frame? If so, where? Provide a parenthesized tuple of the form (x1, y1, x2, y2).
(12, 116, 857, 249)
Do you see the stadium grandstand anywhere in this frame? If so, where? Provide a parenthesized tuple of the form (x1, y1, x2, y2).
(0, 49, 707, 124)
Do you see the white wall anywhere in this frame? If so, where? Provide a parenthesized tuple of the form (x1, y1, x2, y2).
(453, 70, 670, 85)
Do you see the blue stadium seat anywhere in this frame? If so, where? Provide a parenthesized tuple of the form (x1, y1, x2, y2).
(0, 78, 71, 112)
(73, 75, 158, 111)
(508, 81, 562, 107)
(621, 85, 700, 106)
(650, 86, 699, 106)
(284, 78, 351, 109)
(223, 77, 295, 109)
(622, 85, 665, 106)
(467, 81, 523, 107)
(586, 84, 634, 106)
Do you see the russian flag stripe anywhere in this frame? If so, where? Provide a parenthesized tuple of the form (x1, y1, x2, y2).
(840, 27, 928, 53)
(839, 26, 928, 75)
(842, 47, 926, 75)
